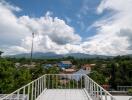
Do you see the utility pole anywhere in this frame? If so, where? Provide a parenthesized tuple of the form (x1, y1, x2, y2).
(30, 32, 34, 64)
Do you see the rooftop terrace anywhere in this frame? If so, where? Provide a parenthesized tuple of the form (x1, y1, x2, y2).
(0, 74, 116, 100)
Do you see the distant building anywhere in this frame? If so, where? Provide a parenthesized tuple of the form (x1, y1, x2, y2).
(42, 64, 52, 69)
(58, 61, 72, 69)
(22, 63, 36, 68)
(63, 68, 76, 74)
(82, 64, 92, 72)
(15, 62, 36, 68)
(15, 63, 20, 68)
(90, 64, 96, 66)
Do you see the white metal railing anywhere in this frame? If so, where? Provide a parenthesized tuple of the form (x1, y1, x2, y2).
(117, 86, 132, 91)
(0, 75, 46, 100)
(0, 74, 116, 100)
(45, 74, 85, 89)
(84, 75, 116, 100)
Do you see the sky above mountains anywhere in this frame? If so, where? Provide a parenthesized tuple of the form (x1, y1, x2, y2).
(0, 0, 132, 56)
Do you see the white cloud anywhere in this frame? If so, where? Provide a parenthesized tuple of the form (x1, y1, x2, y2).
(0, 0, 21, 12)
(0, 0, 82, 55)
(0, 0, 30, 46)
(19, 15, 81, 45)
(1, 0, 132, 56)
(83, 0, 132, 55)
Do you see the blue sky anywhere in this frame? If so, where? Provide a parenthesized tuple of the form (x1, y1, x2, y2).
(6, 0, 102, 38)
(0, 0, 132, 55)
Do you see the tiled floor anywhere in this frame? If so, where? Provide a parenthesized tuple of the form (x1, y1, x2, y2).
(37, 89, 89, 100)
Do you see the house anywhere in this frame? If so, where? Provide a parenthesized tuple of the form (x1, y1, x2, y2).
(59, 79, 70, 85)
(22, 63, 36, 68)
(90, 64, 96, 66)
(15, 62, 20, 68)
(63, 68, 76, 74)
(82, 64, 92, 72)
(58, 61, 72, 69)
(42, 64, 52, 69)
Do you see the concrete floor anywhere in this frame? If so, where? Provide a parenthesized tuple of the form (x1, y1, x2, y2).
(37, 89, 89, 100)
(36, 89, 131, 100)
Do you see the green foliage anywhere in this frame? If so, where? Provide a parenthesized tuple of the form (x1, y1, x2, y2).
(14, 68, 31, 89)
(31, 65, 45, 79)
(89, 71, 105, 85)
(0, 55, 132, 93)
(46, 67, 59, 74)
(0, 58, 42, 93)
(0, 59, 16, 93)
(128, 89, 132, 95)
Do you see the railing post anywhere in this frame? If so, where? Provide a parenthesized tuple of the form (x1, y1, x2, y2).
(35, 80, 36, 99)
(89, 79, 91, 94)
(92, 81, 94, 97)
(37, 79, 39, 96)
(81, 74, 82, 89)
(84, 75, 86, 89)
(41, 77, 43, 92)
(88, 77, 90, 93)
(100, 88, 102, 100)
(44, 75, 46, 89)
(73, 75, 74, 89)
(23, 86, 25, 100)
(56, 75, 57, 89)
(97, 85, 99, 99)
(40, 78, 41, 95)
(48, 75, 50, 89)
(69, 75, 71, 89)
(28, 84, 30, 100)
(93, 82, 97, 97)
(31, 82, 34, 100)
(105, 92, 107, 100)
(52, 75, 54, 89)
(77, 75, 78, 89)
(17, 90, 19, 100)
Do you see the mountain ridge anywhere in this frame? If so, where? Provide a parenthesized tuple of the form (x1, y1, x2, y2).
(8, 52, 114, 59)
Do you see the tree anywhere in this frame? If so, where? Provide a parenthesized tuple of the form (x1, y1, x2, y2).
(0, 51, 3, 57)
(0, 59, 15, 93)
(30, 65, 45, 80)
(14, 68, 31, 89)
(89, 71, 105, 85)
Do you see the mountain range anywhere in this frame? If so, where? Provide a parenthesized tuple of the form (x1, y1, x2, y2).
(9, 52, 114, 59)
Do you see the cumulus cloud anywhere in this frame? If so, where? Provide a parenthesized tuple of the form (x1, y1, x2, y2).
(0, 0, 82, 55)
(1, 0, 132, 56)
(0, 0, 30, 47)
(84, 0, 132, 55)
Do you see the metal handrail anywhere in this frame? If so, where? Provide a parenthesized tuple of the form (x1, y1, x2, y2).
(117, 86, 132, 91)
(84, 74, 116, 100)
(0, 74, 116, 100)
(0, 74, 46, 100)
